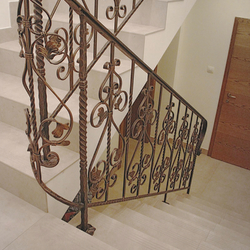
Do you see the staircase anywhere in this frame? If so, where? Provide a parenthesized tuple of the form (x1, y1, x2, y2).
(1, 186, 250, 249)
(1, 0, 248, 249)
(0, 0, 199, 218)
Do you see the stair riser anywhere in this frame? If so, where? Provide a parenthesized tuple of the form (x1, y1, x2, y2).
(49, 19, 146, 60)
(0, 95, 79, 152)
(0, 96, 27, 131)
(0, 159, 80, 219)
(0, 161, 48, 212)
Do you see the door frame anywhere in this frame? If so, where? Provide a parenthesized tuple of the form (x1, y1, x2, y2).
(208, 17, 239, 156)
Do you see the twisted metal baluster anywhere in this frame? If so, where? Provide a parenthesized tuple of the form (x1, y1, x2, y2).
(148, 84, 162, 194)
(123, 60, 135, 198)
(163, 99, 180, 202)
(79, 14, 96, 235)
(136, 77, 150, 196)
(179, 111, 193, 189)
(69, 6, 74, 90)
(33, 0, 50, 159)
(20, 0, 40, 179)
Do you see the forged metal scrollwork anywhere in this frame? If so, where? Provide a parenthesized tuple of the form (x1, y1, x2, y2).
(151, 102, 175, 191)
(126, 83, 157, 194)
(17, 0, 81, 208)
(106, 0, 127, 20)
(169, 113, 190, 189)
(17, 0, 207, 235)
(181, 121, 199, 187)
(89, 57, 128, 199)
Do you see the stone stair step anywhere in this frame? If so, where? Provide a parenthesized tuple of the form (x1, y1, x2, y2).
(70, 208, 177, 250)
(205, 231, 250, 250)
(213, 223, 250, 247)
(197, 241, 223, 250)
(0, 188, 114, 250)
(177, 194, 250, 229)
(152, 198, 218, 231)
(99, 204, 207, 250)
(169, 197, 250, 238)
(0, 121, 80, 218)
(44, 0, 168, 28)
(126, 200, 210, 238)
(177, 194, 250, 223)
(169, 199, 223, 224)
(49, 13, 163, 60)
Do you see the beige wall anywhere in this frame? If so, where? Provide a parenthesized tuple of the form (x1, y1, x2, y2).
(158, 29, 181, 88)
(160, 0, 250, 150)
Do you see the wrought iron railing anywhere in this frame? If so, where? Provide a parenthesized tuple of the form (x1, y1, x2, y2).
(17, 0, 207, 235)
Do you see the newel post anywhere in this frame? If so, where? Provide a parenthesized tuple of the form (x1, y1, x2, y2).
(78, 14, 95, 235)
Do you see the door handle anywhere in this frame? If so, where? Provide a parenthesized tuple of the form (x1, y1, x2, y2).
(227, 93, 236, 99)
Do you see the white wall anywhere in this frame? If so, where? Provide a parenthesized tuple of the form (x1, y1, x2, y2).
(172, 0, 250, 150)
(0, 0, 11, 29)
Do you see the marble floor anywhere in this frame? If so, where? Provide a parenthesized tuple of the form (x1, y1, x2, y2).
(0, 154, 250, 249)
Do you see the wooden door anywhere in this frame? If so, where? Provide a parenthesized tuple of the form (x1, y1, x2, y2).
(208, 17, 250, 169)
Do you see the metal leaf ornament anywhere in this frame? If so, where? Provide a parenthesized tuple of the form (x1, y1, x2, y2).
(39, 35, 62, 60)
(52, 122, 69, 138)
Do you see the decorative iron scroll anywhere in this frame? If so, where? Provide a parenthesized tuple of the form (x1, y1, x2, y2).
(17, 0, 84, 208)
(88, 57, 128, 200)
(17, 0, 207, 234)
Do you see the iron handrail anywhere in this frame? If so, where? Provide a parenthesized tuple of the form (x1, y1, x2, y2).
(17, 0, 207, 234)
(65, 0, 207, 123)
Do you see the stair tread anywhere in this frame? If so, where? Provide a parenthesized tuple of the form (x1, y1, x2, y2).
(169, 199, 223, 224)
(197, 241, 223, 250)
(0, 188, 114, 250)
(177, 194, 250, 228)
(178, 194, 250, 220)
(153, 195, 250, 239)
(125, 200, 211, 237)
(152, 198, 218, 231)
(101, 204, 207, 250)
(213, 223, 250, 246)
(0, 121, 79, 183)
(88, 209, 177, 250)
(206, 231, 250, 250)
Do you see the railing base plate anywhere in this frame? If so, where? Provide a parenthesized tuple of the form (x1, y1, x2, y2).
(77, 224, 96, 236)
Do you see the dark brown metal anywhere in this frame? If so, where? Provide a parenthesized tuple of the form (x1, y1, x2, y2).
(78, 13, 96, 234)
(17, 0, 207, 235)
(34, 0, 50, 160)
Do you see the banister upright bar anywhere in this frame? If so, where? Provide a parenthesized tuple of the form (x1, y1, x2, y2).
(34, 0, 50, 159)
(79, 13, 89, 233)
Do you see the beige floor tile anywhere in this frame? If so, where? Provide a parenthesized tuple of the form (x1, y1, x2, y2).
(4, 214, 114, 250)
(0, 188, 44, 250)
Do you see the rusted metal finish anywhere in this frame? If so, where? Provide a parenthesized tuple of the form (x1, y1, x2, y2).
(34, 0, 50, 160)
(17, 0, 79, 207)
(17, 0, 207, 234)
(78, 13, 96, 235)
